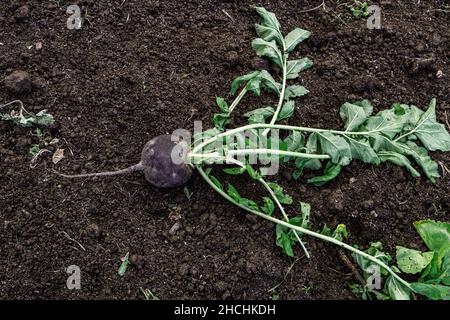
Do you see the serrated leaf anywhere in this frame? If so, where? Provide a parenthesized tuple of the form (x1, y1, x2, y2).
(261, 197, 275, 216)
(251, 38, 283, 68)
(378, 151, 421, 178)
(396, 246, 434, 275)
(307, 162, 341, 186)
(277, 100, 295, 121)
(340, 100, 373, 132)
(286, 58, 313, 80)
(284, 85, 309, 101)
(284, 28, 311, 52)
(307, 132, 352, 165)
(267, 182, 293, 205)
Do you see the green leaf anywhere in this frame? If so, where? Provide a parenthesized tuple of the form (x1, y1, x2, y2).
(284, 131, 305, 152)
(396, 246, 434, 275)
(284, 28, 311, 52)
(267, 182, 293, 205)
(238, 197, 260, 211)
(209, 175, 223, 190)
(213, 113, 230, 131)
(365, 108, 407, 139)
(244, 107, 274, 124)
(378, 151, 421, 178)
(332, 224, 349, 241)
(402, 141, 440, 183)
(216, 97, 229, 113)
(286, 58, 313, 80)
(385, 276, 411, 300)
(276, 226, 295, 257)
(255, 23, 282, 45)
(284, 85, 309, 101)
(118, 252, 130, 277)
(411, 99, 450, 152)
(251, 38, 283, 68)
(259, 70, 281, 94)
(353, 242, 392, 276)
(223, 167, 246, 175)
(255, 7, 281, 35)
(227, 183, 241, 202)
(307, 162, 341, 186)
(307, 132, 352, 165)
(414, 220, 450, 259)
(293, 156, 321, 180)
(299, 202, 311, 229)
(34, 110, 55, 126)
(411, 282, 450, 300)
(245, 164, 261, 180)
(261, 197, 275, 216)
(277, 100, 295, 121)
(230, 71, 260, 96)
(346, 137, 380, 164)
(340, 100, 373, 132)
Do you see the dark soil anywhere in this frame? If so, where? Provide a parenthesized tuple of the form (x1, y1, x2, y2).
(1, 0, 449, 300)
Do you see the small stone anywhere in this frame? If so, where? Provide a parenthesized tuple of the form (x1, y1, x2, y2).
(4, 70, 32, 94)
(224, 50, 239, 66)
(35, 42, 43, 50)
(86, 223, 101, 238)
(362, 199, 374, 210)
(328, 189, 344, 212)
(169, 221, 182, 235)
(14, 5, 30, 21)
(178, 263, 190, 276)
(436, 70, 444, 79)
(129, 254, 145, 269)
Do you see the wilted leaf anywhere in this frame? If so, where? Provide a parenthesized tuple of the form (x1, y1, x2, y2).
(251, 38, 283, 68)
(307, 162, 341, 186)
(286, 58, 313, 80)
(307, 132, 352, 165)
(378, 151, 421, 178)
(261, 197, 275, 216)
(345, 137, 380, 164)
(284, 85, 309, 101)
(52, 148, 65, 164)
(284, 28, 311, 52)
(340, 100, 373, 132)
(244, 107, 274, 124)
(230, 71, 260, 96)
(385, 276, 411, 300)
(277, 100, 295, 121)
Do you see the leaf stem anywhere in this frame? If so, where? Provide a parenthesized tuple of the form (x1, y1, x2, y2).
(197, 165, 413, 291)
(228, 87, 248, 115)
(263, 53, 288, 136)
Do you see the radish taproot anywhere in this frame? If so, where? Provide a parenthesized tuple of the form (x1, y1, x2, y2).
(59, 134, 192, 188)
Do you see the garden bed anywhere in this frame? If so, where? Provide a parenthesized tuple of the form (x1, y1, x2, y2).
(0, 0, 449, 299)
